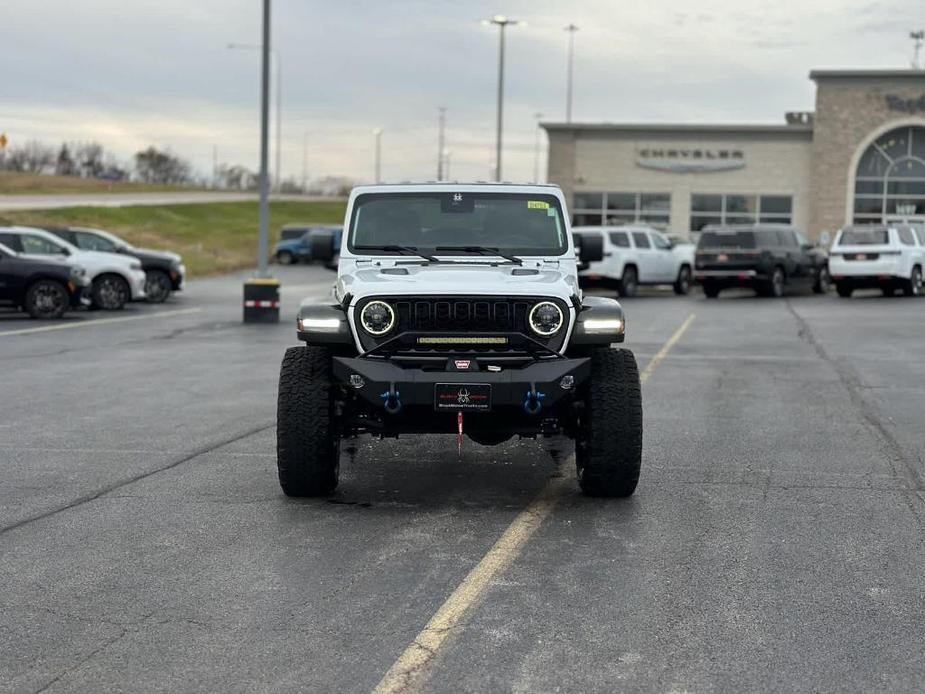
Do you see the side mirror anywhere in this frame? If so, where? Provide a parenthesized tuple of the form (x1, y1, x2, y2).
(310, 231, 336, 262)
(576, 233, 603, 263)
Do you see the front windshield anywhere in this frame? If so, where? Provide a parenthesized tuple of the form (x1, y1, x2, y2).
(349, 192, 568, 256)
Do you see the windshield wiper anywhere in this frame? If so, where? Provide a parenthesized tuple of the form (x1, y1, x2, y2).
(353, 244, 439, 262)
(434, 246, 523, 265)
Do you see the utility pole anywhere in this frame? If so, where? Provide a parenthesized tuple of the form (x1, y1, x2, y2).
(564, 24, 579, 122)
(256, 1, 271, 277)
(444, 150, 451, 180)
(533, 112, 544, 183)
(436, 107, 446, 180)
(482, 15, 521, 182)
(373, 128, 382, 183)
(912, 30, 924, 69)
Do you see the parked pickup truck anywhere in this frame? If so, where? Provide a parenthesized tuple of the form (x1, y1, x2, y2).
(274, 225, 342, 267)
(573, 225, 694, 296)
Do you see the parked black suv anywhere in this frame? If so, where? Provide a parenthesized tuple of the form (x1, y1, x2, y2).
(43, 226, 185, 303)
(0, 243, 91, 318)
(694, 225, 830, 298)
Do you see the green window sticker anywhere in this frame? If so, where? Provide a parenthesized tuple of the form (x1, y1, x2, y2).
(527, 200, 550, 210)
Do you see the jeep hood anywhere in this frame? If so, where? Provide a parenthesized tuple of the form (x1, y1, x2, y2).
(338, 262, 579, 302)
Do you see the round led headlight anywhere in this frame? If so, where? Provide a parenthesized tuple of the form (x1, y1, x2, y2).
(528, 301, 564, 336)
(360, 300, 395, 336)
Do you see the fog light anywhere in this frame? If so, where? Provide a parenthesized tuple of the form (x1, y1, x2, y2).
(559, 375, 575, 390)
(349, 374, 365, 389)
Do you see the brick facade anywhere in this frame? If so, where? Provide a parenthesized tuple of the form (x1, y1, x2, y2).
(809, 72, 925, 236)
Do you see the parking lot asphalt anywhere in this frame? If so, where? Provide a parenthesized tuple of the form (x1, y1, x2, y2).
(2, 266, 924, 693)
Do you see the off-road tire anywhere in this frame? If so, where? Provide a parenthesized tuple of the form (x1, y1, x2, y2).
(673, 265, 692, 295)
(277, 251, 294, 265)
(24, 279, 69, 319)
(576, 348, 643, 497)
(836, 283, 853, 298)
(702, 281, 721, 298)
(812, 266, 831, 294)
(617, 266, 638, 298)
(277, 346, 340, 496)
(145, 270, 172, 303)
(901, 266, 922, 297)
(92, 274, 129, 310)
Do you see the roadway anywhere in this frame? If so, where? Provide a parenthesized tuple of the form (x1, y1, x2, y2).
(0, 192, 337, 212)
(1, 266, 924, 693)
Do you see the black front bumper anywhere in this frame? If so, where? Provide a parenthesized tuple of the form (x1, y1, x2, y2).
(332, 356, 590, 412)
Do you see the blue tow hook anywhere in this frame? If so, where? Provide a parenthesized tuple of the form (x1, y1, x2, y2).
(380, 383, 402, 415)
(523, 384, 546, 415)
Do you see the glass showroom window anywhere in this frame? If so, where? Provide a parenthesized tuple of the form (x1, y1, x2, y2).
(854, 125, 925, 225)
(690, 194, 791, 231)
(572, 192, 671, 228)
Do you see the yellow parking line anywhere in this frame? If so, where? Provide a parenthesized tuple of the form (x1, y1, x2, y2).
(0, 307, 203, 337)
(373, 311, 697, 694)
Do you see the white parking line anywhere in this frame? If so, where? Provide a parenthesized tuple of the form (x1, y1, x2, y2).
(0, 308, 203, 337)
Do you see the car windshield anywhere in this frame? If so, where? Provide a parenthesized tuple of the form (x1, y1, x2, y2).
(839, 228, 889, 245)
(348, 192, 568, 256)
(697, 230, 756, 249)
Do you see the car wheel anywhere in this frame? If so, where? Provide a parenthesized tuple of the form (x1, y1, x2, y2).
(575, 348, 643, 497)
(673, 265, 691, 295)
(617, 266, 638, 298)
(702, 281, 721, 298)
(764, 266, 785, 298)
(902, 266, 922, 297)
(836, 283, 853, 298)
(277, 346, 340, 497)
(24, 280, 69, 319)
(813, 266, 831, 294)
(144, 270, 172, 303)
(277, 251, 294, 265)
(92, 275, 129, 310)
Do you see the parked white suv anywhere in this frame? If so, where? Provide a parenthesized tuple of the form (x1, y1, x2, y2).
(829, 224, 924, 297)
(573, 225, 695, 296)
(0, 226, 146, 310)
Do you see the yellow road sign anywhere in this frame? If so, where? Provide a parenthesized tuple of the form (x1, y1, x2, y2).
(0, 133, 7, 148)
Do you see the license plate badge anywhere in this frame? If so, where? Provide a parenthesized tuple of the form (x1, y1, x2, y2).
(435, 383, 492, 411)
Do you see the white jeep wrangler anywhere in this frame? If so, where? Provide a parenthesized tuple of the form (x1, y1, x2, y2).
(277, 183, 642, 497)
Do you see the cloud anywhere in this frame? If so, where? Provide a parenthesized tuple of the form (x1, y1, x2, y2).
(0, 0, 921, 183)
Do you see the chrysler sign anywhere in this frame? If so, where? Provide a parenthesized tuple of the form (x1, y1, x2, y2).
(886, 95, 925, 113)
(636, 147, 745, 173)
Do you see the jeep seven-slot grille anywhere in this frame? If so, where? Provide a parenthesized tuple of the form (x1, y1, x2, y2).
(393, 299, 530, 333)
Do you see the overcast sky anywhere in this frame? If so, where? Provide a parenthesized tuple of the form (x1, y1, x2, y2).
(1, 0, 922, 183)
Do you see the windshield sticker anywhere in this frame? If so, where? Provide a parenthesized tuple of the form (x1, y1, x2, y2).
(527, 200, 550, 210)
(547, 208, 557, 217)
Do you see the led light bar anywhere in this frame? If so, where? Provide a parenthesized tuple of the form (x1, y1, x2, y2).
(417, 336, 509, 345)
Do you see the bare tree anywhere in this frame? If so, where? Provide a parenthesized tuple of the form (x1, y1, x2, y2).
(2, 140, 55, 173)
(134, 146, 192, 184)
(215, 163, 257, 190)
(55, 144, 77, 176)
(73, 142, 106, 178)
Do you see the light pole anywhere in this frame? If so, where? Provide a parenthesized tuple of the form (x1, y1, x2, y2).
(533, 112, 544, 183)
(301, 130, 309, 192)
(373, 128, 382, 183)
(482, 15, 522, 182)
(912, 30, 924, 69)
(436, 107, 446, 180)
(564, 24, 579, 122)
(443, 149, 451, 180)
(227, 42, 282, 191)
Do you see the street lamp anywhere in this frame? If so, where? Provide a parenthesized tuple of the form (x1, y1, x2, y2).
(436, 107, 447, 180)
(443, 149, 452, 180)
(564, 24, 579, 122)
(533, 112, 544, 183)
(227, 42, 282, 191)
(481, 15, 522, 182)
(302, 130, 309, 192)
(373, 128, 382, 183)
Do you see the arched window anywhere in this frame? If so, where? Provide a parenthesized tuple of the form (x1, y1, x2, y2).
(854, 125, 925, 224)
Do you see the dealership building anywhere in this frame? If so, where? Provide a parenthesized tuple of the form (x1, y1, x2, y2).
(543, 69, 925, 239)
